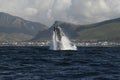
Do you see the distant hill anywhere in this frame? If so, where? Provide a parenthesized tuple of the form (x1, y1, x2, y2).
(32, 21, 79, 41)
(0, 12, 47, 41)
(0, 33, 33, 41)
(33, 18, 120, 41)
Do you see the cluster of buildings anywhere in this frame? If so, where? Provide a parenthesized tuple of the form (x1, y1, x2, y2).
(0, 41, 50, 46)
(76, 41, 120, 47)
(0, 40, 120, 47)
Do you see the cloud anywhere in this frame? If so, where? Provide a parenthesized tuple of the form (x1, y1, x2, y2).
(24, 8, 38, 16)
(0, 0, 120, 26)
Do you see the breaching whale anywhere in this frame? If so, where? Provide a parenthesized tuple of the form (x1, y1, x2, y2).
(50, 26, 77, 50)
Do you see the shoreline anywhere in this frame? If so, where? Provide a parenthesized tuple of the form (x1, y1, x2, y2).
(0, 41, 120, 47)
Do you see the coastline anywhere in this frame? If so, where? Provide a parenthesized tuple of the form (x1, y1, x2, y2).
(0, 41, 120, 47)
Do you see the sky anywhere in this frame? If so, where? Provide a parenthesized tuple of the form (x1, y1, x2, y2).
(0, 0, 120, 26)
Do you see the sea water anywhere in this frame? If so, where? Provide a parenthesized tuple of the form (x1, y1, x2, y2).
(0, 46, 119, 80)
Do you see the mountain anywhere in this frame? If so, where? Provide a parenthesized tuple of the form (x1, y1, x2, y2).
(32, 21, 80, 41)
(33, 18, 120, 41)
(0, 33, 33, 41)
(0, 12, 47, 41)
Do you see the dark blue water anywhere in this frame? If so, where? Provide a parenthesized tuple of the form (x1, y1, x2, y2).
(0, 46, 119, 80)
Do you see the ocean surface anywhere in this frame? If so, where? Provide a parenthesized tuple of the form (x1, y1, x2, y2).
(0, 46, 119, 80)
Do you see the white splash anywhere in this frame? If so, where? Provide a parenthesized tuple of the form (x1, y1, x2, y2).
(49, 26, 77, 50)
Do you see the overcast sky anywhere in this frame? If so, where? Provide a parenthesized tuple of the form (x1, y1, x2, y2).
(0, 0, 120, 26)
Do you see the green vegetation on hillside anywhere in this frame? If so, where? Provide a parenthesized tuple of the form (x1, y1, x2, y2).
(33, 18, 120, 41)
(78, 22, 120, 41)
(0, 33, 33, 41)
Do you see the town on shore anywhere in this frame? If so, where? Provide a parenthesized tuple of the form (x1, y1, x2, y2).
(0, 40, 120, 47)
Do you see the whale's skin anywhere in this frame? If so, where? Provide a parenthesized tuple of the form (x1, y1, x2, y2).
(50, 26, 77, 50)
(54, 26, 63, 41)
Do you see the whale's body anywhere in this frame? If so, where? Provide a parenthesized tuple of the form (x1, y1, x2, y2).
(53, 26, 63, 41)
(50, 26, 77, 50)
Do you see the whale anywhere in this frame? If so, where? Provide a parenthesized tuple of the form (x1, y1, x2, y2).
(50, 26, 77, 50)
(53, 26, 64, 41)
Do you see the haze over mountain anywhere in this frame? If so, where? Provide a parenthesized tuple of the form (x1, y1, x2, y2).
(0, 12, 47, 41)
(33, 18, 120, 42)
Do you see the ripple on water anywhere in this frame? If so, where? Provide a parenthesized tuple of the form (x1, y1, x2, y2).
(0, 47, 119, 80)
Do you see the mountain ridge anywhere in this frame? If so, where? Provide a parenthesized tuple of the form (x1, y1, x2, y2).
(0, 12, 48, 41)
(33, 18, 120, 41)
(0, 12, 48, 35)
